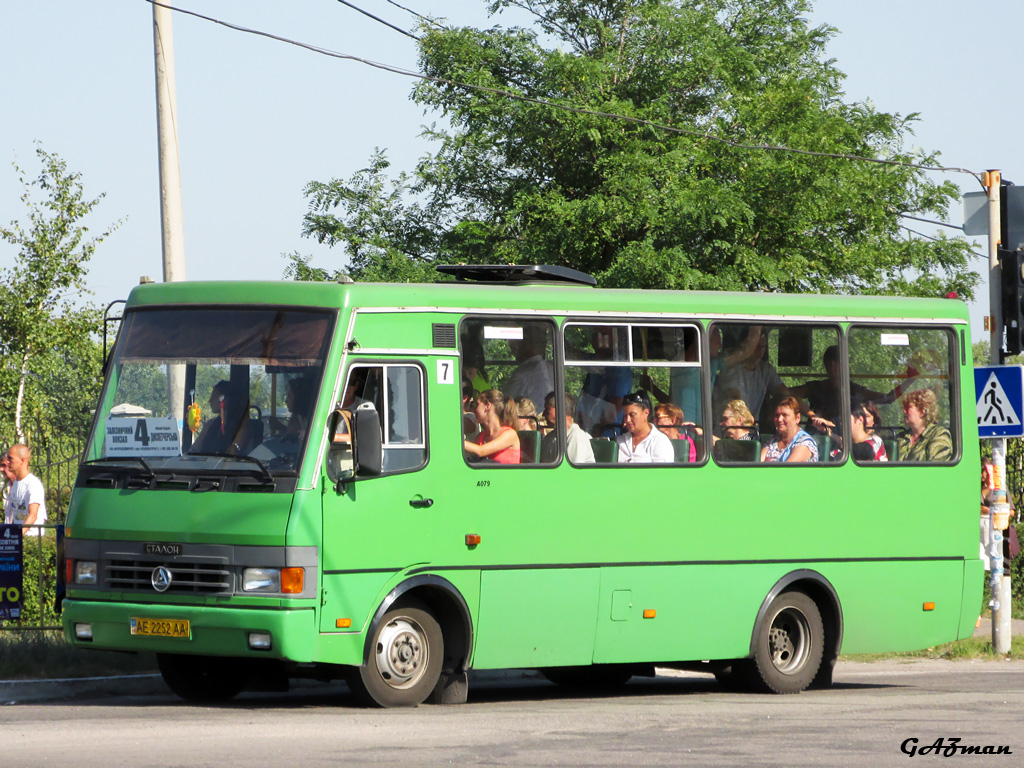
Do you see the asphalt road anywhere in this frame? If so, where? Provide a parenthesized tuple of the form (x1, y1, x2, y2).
(2, 661, 1020, 768)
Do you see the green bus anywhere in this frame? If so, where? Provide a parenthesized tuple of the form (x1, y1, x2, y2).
(62, 265, 983, 706)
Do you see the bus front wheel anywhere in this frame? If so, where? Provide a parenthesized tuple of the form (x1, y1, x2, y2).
(157, 653, 250, 703)
(349, 603, 443, 707)
(747, 591, 823, 694)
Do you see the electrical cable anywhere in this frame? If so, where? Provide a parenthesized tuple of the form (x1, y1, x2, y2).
(334, 0, 419, 41)
(143, 1, 985, 185)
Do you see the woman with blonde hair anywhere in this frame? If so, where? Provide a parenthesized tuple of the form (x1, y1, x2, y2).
(896, 389, 952, 462)
(463, 390, 521, 464)
(720, 399, 755, 441)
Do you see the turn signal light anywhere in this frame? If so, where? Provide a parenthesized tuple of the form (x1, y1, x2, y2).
(281, 567, 304, 594)
(643, 609, 656, 619)
(922, 602, 935, 611)
(336, 618, 352, 628)
(465, 534, 481, 546)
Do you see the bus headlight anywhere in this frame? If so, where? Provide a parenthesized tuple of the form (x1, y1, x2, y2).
(242, 567, 304, 593)
(242, 568, 280, 592)
(74, 561, 98, 585)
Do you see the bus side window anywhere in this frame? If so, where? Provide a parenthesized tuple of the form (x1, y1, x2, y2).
(710, 323, 840, 465)
(848, 326, 957, 464)
(460, 317, 557, 466)
(564, 322, 702, 466)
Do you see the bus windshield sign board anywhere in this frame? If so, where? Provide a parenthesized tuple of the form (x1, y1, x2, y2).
(975, 365, 1024, 438)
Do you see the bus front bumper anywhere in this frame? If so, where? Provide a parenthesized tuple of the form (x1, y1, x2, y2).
(62, 598, 318, 662)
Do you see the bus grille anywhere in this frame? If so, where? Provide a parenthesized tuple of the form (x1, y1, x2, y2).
(105, 559, 232, 594)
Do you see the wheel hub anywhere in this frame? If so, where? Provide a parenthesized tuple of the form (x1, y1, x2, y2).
(375, 618, 428, 689)
(768, 607, 810, 674)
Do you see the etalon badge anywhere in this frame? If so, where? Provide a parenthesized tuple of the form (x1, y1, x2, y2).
(151, 566, 173, 592)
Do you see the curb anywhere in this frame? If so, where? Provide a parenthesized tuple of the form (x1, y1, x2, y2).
(0, 668, 540, 705)
(0, 673, 166, 705)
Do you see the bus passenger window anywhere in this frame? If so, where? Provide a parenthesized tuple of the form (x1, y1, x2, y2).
(710, 323, 839, 465)
(460, 318, 557, 466)
(564, 322, 702, 465)
(848, 327, 957, 464)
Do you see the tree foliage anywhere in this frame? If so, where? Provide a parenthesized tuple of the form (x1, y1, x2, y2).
(0, 146, 117, 444)
(297, 0, 978, 297)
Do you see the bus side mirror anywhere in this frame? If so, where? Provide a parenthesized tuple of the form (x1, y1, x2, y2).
(352, 406, 382, 477)
(327, 406, 382, 492)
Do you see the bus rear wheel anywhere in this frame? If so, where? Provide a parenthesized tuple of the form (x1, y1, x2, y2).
(748, 591, 823, 694)
(157, 653, 250, 703)
(349, 603, 443, 707)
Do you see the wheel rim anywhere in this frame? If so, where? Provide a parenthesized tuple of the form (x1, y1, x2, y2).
(767, 606, 811, 675)
(375, 616, 430, 690)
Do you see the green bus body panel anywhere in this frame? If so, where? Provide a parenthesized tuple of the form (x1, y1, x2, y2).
(63, 279, 979, 673)
(62, 599, 317, 661)
(66, 487, 295, 546)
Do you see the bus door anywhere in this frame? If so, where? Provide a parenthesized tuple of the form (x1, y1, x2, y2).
(319, 361, 434, 634)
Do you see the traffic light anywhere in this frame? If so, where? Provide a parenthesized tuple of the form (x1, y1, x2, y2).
(999, 247, 1024, 355)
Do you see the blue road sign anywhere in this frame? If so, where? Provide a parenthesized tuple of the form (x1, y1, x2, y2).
(975, 365, 1024, 438)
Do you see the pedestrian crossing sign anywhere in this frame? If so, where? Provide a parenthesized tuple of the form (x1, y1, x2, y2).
(975, 365, 1024, 438)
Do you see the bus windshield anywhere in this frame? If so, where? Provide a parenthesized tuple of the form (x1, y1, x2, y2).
(84, 307, 334, 475)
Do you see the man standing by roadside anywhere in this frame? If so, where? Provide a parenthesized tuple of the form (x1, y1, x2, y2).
(3, 444, 47, 536)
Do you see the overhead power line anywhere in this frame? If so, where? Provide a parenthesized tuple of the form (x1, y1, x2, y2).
(144, 1, 984, 185)
(335, 0, 419, 41)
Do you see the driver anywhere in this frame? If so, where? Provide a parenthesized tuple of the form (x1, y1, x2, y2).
(191, 381, 254, 455)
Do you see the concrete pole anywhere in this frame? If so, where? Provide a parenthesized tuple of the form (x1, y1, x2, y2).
(986, 171, 1012, 653)
(153, 3, 187, 427)
(153, 3, 185, 282)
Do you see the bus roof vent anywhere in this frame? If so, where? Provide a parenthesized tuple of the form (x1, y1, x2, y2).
(436, 264, 597, 287)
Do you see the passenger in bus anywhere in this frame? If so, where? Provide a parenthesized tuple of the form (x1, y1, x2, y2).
(761, 397, 818, 463)
(541, 392, 595, 464)
(713, 399, 756, 443)
(850, 402, 888, 461)
(714, 326, 788, 422)
(191, 381, 256, 455)
(463, 389, 521, 464)
(462, 382, 480, 440)
(461, 338, 491, 396)
(515, 397, 538, 431)
(577, 326, 632, 436)
(616, 392, 674, 463)
(791, 345, 909, 437)
(896, 389, 952, 462)
(505, 326, 554, 410)
(654, 403, 696, 462)
(283, 376, 315, 439)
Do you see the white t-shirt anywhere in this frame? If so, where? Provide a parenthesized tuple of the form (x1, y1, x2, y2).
(4, 473, 48, 536)
(566, 421, 596, 464)
(616, 427, 674, 463)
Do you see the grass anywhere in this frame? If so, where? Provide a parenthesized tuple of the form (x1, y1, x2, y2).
(0, 631, 157, 680)
(844, 634, 1024, 663)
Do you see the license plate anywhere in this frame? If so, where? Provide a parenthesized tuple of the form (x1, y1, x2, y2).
(130, 617, 191, 639)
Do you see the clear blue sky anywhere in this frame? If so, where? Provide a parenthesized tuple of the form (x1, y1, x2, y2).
(2, 1, 1020, 342)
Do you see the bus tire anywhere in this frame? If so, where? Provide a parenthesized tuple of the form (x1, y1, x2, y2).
(157, 653, 249, 703)
(350, 603, 443, 707)
(748, 591, 824, 694)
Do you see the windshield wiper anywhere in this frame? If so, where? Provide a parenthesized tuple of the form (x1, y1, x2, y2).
(189, 453, 275, 484)
(83, 457, 155, 481)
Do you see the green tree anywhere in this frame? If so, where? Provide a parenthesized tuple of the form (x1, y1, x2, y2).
(297, 0, 978, 296)
(0, 146, 118, 444)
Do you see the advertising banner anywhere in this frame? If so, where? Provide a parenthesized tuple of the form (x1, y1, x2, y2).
(0, 524, 23, 621)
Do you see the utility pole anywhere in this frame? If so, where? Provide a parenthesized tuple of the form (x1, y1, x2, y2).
(153, 3, 187, 424)
(986, 170, 1012, 654)
(153, 2, 186, 282)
